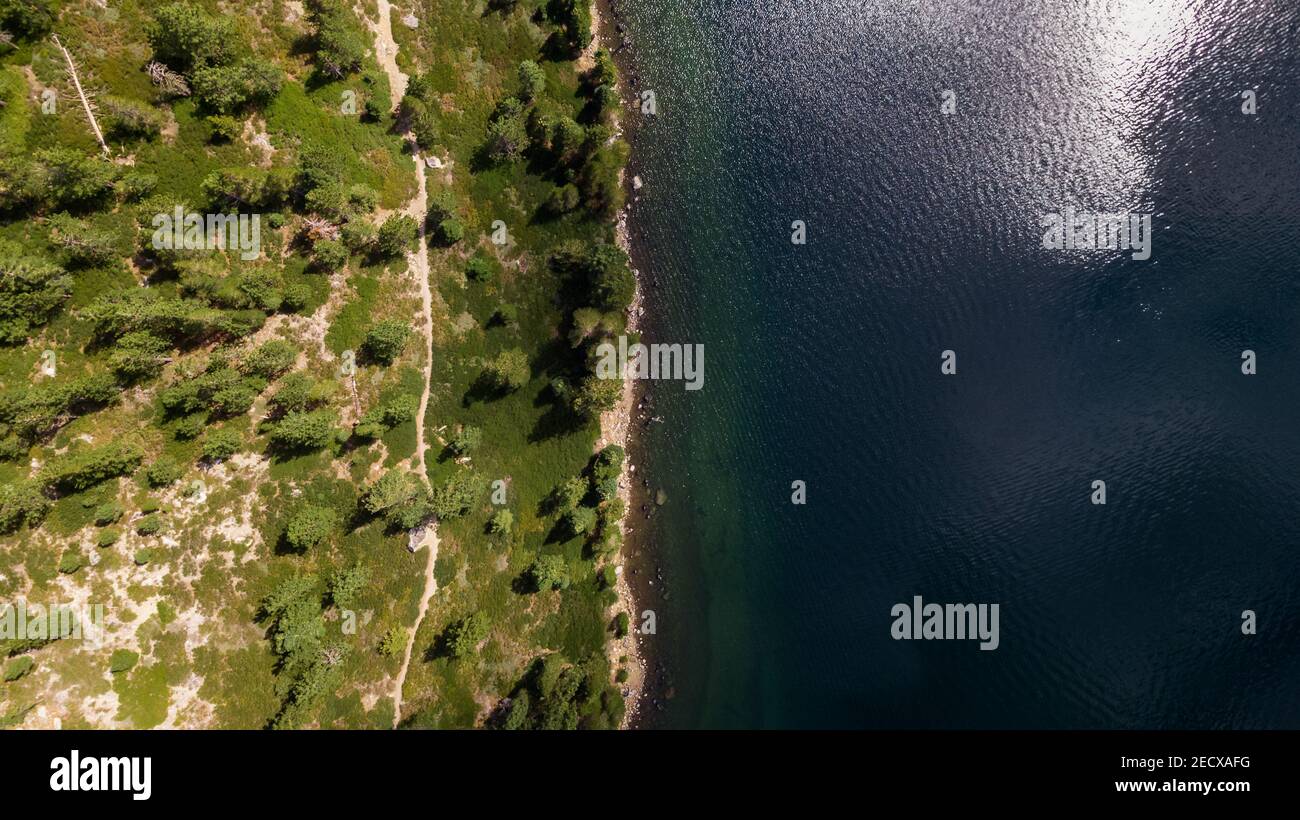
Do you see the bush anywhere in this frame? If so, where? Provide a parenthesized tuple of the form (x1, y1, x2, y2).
(282, 283, 311, 313)
(96, 528, 121, 548)
(145, 456, 183, 488)
(313, 238, 348, 272)
(614, 611, 630, 638)
(134, 548, 156, 565)
(518, 60, 545, 101)
(58, 550, 84, 574)
(307, 0, 368, 78)
(328, 563, 369, 609)
(363, 320, 411, 365)
(201, 429, 240, 462)
(240, 339, 297, 379)
(379, 626, 406, 657)
(563, 505, 596, 537)
(493, 303, 518, 327)
(207, 114, 242, 143)
(449, 426, 481, 456)
(436, 218, 464, 245)
(268, 410, 338, 453)
(482, 348, 529, 393)
(354, 393, 418, 439)
(3, 656, 34, 682)
(93, 503, 123, 526)
(444, 612, 490, 659)
(465, 255, 496, 283)
(545, 183, 581, 215)
(375, 214, 418, 258)
(109, 332, 171, 383)
(529, 555, 570, 591)
(136, 516, 162, 536)
(38, 441, 143, 494)
(103, 96, 164, 141)
(600, 565, 617, 589)
(489, 509, 513, 536)
(284, 505, 337, 552)
(109, 649, 139, 674)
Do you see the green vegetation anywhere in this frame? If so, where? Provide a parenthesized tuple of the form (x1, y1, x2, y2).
(0, 0, 631, 730)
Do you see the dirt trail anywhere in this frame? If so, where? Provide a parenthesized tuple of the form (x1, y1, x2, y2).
(367, 0, 438, 728)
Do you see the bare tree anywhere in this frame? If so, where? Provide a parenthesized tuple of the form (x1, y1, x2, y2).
(51, 35, 109, 156)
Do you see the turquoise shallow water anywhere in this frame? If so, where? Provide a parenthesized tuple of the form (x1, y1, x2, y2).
(616, 0, 1300, 728)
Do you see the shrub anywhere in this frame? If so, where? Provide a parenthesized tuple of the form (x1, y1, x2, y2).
(282, 283, 311, 313)
(436, 218, 464, 245)
(545, 183, 581, 215)
(109, 649, 139, 674)
(103, 96, 164, 141)
(284, 505, 337, 552)
(201, 429, 240, 462)
(517, 60, 545, 101)
(3, 656, 34, 682)
(328, 563, 369, 609)
(379, 626, 406, 657)
(145, 456, 183, 488)
(563, 505, 596, 537)
(614, 611, 630, 638)
(482, 348, 529, 393)
(240, 339, 297, 379)
(109, 332, 171, 383)
(449, 425, 481, 455)
(96, 528, 121, 548)
(207, 114, 241, 143)
(465, 255, 496, 283)
(493, 303, 518, 327)
(313, 238, 348, 272)
(375, 214, 418, 258)
(529, 555, 570, 591)
(57, 550, 84, 574)
(93, 503, 123, 526)
(269, 410, 338, 453)
(444, 612, 490, 659)
(363, 320, 411, 365)
(489, 509, 513, 536)
(136, 516, 162, 536)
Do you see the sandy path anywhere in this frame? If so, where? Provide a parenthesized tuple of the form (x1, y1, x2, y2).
(367, 0, 439, 728)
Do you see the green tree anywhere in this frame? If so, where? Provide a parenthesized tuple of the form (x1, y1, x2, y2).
(328, 563, 370, 609)
(285, 505, 337, 551)
(363, 320, 411, 365)
(517, 60, 545, 102)
(571, 374, 621, 419)
(313, 238, 348, 272)
(201, 429, 240, 462)
(145, 456, 183, 488)
(375, 214, 418, 258)
(306, 0, 367, 78)
(269, 410, 338, 452)
(529, 555, 570, 591)
(482, 348, 529, 393)
(489, 509, 513, 536)
(487, 98, 529, 163)
(108, 332, 170, 383)
(444, 611, 490, 659)
(449, 425, 482, 455)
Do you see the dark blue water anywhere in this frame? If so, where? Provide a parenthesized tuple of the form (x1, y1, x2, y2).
(617, 0, 1300, 728)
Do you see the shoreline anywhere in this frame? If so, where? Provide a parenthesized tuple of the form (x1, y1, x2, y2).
(591, 0, 653, 729)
